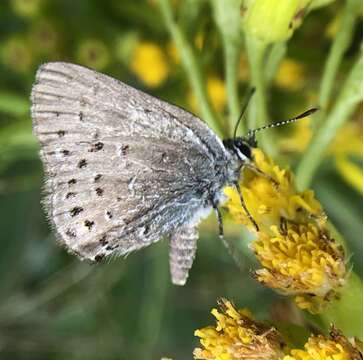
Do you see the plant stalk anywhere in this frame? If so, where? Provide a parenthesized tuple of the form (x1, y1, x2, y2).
(158, 0, 225, 137)
(314, 0, 360, 129)
(296, 42, 363, 190)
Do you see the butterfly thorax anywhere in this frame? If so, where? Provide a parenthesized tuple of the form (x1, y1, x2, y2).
(222, 136, 255, 181)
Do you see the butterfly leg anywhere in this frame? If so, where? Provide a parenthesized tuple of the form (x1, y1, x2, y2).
(213, 202, 237, 256)
(169, 224, 198, 286)
(245, 163, 278, 187)
(212, 202, 224, 241)
(213, 202, 246, 271)
(234, 181, 259, 232)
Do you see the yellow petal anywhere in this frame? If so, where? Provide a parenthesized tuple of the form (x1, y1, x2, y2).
(336, 155, 363, 195)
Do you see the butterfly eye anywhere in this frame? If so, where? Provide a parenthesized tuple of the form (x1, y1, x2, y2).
(238, 142, 252, 159)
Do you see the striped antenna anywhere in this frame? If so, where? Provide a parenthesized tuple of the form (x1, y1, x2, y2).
(247, 107, 319, 139)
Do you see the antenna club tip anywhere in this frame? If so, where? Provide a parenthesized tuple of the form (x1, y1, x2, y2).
(295, 107, 319, 120)
(308, 106, 320, 114)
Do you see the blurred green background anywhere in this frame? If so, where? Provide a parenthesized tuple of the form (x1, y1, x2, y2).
(0, 0, 363, 358)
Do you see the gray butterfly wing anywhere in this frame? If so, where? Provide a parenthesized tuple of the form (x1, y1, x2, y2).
(31, 62, 230, 263)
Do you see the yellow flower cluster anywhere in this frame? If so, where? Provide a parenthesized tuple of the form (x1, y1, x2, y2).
(275, 58, 306, 91)
(285, 327, 363, 360)
(330, 122, 363, 196)
(131, 42, 169, 88)
(188, 75, 227, 114)
(194, 299, 285, 360)
(194, 301, 363, 360)
(223, 149, 347, 313)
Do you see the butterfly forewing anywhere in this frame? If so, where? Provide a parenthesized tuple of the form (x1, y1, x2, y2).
(31, 62, 229, 262)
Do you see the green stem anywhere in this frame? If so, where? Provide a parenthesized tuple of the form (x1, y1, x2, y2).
(264, 42, 287, 85)
(225, 42, 241, 136)
(137, 244, 169, 356)
(315, 0, 359, 129)
(0, 263, 93, 318)
(245, 36, 277, 156)
(320, 272, 363, 337)
(210, 0, 243, 136)
(158, 0, 225, 137)
(296, 42, 363, 190)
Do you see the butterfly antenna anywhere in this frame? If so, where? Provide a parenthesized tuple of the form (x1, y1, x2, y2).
(233, 87, 256, 141)
(247, 107, 319, 139)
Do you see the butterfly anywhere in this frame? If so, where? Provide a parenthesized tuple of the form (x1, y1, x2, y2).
(31, 62, 316, 285)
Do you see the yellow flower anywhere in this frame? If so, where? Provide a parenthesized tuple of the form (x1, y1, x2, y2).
(166, 41, 180, 65)
(330, 122, 363, 195)
(335, 156, 363, 195)
(276, 59, 306, 91)
(188, 76, 227, 114)
(76, 39, 110, 71)
(284, 327, 363, 359)
(224, 149, 324, 234)
(280, 119, 363, 195)
(223, 149, 347, 313)
(131, 42, 169, 87)
(195, 303, 363, 360)
(252, 224, 346, 313)
(194, 299, 285, 360)
(279, 118, 312, 154)
(207, 76, 227, 113)
(329, 122, 363, 158)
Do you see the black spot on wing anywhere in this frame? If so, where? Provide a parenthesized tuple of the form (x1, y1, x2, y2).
(70, 206, 83, 217)
(94, 254, 105, 262)
(66, 192, 76, 199)
(95, 188, 103, 196)
(121, 145, 129, 156)
(84, 220, 94, 230)
(143, 224, 150, 235)
(99, 235, 108, 246)
(65, 229, 76, 238)
(78, 159, 87, 168)
(89, 142, 104, 152)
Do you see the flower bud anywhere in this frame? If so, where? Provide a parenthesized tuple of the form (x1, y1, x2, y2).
(242, 0, 313, 43)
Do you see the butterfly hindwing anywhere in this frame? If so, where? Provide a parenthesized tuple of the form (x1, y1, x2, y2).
(31, 62, 229, 262)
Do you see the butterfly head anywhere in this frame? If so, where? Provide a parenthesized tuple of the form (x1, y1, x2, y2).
(223, 134, 257, 163)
